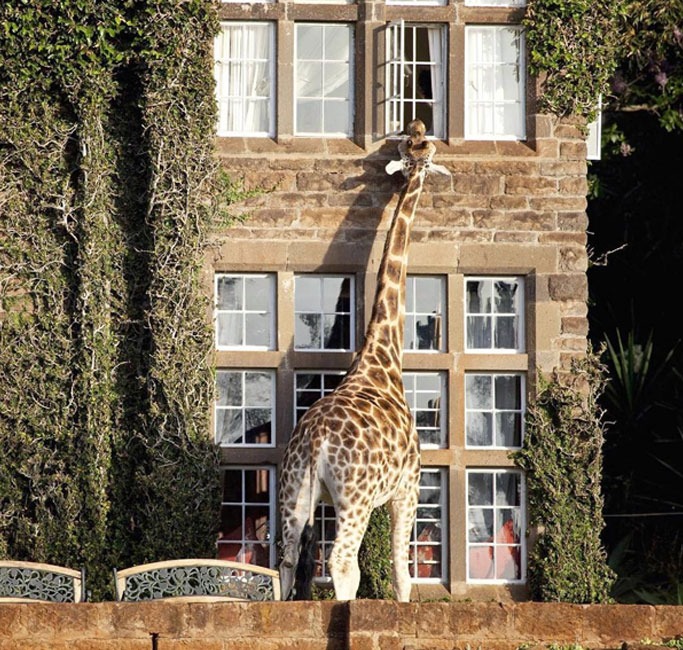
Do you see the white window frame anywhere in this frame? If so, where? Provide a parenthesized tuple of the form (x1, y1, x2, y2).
(294, 274, 356, 352)
(586, 95, 602, 161)
(215, 369, 276, 448)
(404, 275, 447, 352)
(218, 466, 277, 569)
(464, 25, 526, 141)
(403, 371, 447, 449)
(464, 276, 525, 353)
(214, 22, 275, 137)
(294, 23, 355, 137)
(465, 0, 525, 6)
(466, 469, 526, 584)
(410, 468, 448, 582)
(465, 373, 525, 449)
(215, 273, 276, 351)
(385, 20, 447, 139)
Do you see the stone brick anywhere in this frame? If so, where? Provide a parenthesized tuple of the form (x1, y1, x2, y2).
(582, 604, 656, 646)
(512, 602, 584, 642)
(548, 273, 587, 301)
(448, 601, 512, 638)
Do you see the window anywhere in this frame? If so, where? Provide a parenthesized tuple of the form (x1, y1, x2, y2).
(465, 276, 524, 352)
(465, 0, 525, 6)
(386, 21, 446, 138)
(466, 469, 524, 582)
(214, 22, 275, 137)
(295, 372, 345, 422)
(215, 273, 275, 350)
(218, 467, 276, 568)
(215, 370, 275, 447)
(295, 24, 354, 137)
(410, 468, 447, 580)
(465, 373, 524, 448)
(403, 372, 447, 448)
(405, 275, 446, 351)
(465, 26, 526, 140)
(294, 274, 354, 351)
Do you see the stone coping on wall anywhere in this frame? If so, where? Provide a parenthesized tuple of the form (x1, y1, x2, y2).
(0, 600, 681, 650)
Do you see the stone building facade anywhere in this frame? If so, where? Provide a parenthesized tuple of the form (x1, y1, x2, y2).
(208, 0, 591, 601)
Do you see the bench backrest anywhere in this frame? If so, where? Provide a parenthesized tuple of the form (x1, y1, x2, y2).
(0, 561, 86, 603)
(114, 559, 281, 602)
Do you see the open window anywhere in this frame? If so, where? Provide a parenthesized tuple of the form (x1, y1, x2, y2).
(385, 21, 446, 139)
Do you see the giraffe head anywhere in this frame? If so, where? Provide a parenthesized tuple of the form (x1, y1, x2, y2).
(405, 119, 427, 150)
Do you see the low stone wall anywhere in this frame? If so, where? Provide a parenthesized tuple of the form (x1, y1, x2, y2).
(0, 600, 681, 650)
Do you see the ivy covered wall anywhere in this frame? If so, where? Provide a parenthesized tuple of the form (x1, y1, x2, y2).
(0, 0, 222, 599)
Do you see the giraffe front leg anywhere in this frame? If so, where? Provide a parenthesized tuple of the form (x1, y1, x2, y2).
(388, 483, 419, 602)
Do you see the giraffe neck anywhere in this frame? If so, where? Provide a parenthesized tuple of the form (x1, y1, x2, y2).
(348, 167, 427, 384)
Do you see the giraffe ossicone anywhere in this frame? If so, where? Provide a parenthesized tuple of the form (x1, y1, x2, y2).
(278, 119, 436, 602)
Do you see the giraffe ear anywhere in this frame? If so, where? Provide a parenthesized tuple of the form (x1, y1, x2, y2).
(385, 160, 404, 175)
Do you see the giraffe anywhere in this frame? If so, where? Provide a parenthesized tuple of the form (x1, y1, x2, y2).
(278, 119, 439, 602)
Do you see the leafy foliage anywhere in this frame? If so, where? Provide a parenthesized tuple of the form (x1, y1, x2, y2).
(524, 0, 627, 122)
(0, 0, 249, 599)
(357, 506, 394, 599)
(515, 352, 616, 602)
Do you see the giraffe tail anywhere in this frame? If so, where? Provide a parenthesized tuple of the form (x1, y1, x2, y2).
(293, 521, 317, 600)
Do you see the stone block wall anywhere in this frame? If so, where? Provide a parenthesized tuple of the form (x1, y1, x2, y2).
(0, 601, 681, 650)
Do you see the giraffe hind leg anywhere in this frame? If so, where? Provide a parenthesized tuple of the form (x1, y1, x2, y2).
(388, 487, 419, 602)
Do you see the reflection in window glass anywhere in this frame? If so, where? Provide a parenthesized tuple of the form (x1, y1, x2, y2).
(295, 275, 354, 350)
(466, 374, 524, 448)
(405, 276, 446, 351)
(465, 277, 524, 352)
(295, 372, 345, 423)
(215, 273, 274, 349)
(403, 372, 446, 448)
(218, 467, 275, 568)
(295, 23, 354, 137)
(214, 22, 275, 137)
(467, 470, 524, 582)
(410, 468, 447, 580)
(216, 370, 275, 446)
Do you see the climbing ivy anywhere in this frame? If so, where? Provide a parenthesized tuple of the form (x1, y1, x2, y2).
(525, 0, 627, 122)
(0, 0, 241, 599)
(514, 351, 616, 602)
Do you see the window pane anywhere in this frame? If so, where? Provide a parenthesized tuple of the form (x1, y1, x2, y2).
(465, 277, 524, 351)
(295, 24, 353, 137)
(218, 467, 275, 568)
(405, 276, 446, 351)
(295, 372, 345, 422)
(295, 275, 354, 350)
(467, 373, 524, 448)
(467, 470, 524, 582)
(468, 472, 493, 505)
(385, 24, 445, 138)
(410, 469, 446, 580)
(404, 372, 446, 448)
(214, 23, 274, 137)
(215, 274, 274, 350)
(465, 26, 525, 140)
(215, 370, 274, 446)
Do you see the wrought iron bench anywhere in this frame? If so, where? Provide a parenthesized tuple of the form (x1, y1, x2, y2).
(0, 560, 86, 603)
(114, 559, 281, 602)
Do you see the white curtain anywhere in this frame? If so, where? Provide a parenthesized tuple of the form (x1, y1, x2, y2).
(427, 27, 444, 138)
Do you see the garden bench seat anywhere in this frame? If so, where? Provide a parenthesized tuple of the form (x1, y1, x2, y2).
(0, 560, 86, 603)
(113, 558, 281, 602)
